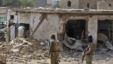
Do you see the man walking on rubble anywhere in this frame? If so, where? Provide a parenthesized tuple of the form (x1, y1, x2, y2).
(50, 34, 60, 64)
(81, 35, 95, 64)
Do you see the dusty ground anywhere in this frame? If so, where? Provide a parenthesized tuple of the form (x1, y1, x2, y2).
(6, 51, 113, 64)
(60, 51, 113, 64)
(0, 38, 113, 64)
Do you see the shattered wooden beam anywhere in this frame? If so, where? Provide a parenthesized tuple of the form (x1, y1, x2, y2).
(31, 13, 47, 37)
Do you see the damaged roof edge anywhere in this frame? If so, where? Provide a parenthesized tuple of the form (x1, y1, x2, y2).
(12, 8, 113, 15)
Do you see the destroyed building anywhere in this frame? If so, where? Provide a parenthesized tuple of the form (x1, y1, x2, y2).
(4, 8, 111, 50)
(0, 0, 113, 50)
(0, 0, 112, 64)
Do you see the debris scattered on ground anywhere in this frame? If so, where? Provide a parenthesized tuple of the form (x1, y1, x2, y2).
(0, 38, 49, 64)
(98, 33, 113, 50)
(0, 38, 112, 64)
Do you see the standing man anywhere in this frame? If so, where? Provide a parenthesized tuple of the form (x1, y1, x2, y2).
(50, 34, 60, 64)
(9, 15, 15, 40)
(81, 35, 95, 64)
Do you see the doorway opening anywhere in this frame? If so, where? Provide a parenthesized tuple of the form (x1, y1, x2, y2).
(19, 23, 30, 38)
(65, 19, 87, 40)
(98, 20, 113, 49)
(98, 20, 113, 41)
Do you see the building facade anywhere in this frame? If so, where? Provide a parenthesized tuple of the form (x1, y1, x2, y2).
(46, 0, 113, 10)
(97, 0, 113, 10)
(9, 8, 113, 45)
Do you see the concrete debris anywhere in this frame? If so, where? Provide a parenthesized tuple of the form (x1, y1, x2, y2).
(105, 41, 113, 50)
(3, 38, 49, 64)
(98, 33, 113, 50)
(62, 36, 88, 51)
(63, 39, 83, 51)
(0, 37, 112, 64)
(98, 33, 109, 42)
(62, 33, 113, 51)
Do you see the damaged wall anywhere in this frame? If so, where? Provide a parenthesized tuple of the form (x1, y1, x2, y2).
(19, 13, 31, 24)
(30, 14, 60, 40)
(45, 0, 113, 10)
(79, 0, 97, 9)
(14, 10, 113, 44)
(97, 0, 113, 10)
(60, 0, 79, 9)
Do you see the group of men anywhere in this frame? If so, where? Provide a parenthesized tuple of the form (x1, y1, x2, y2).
(49, 34, 95, 64)
(5, 15, 25, 42)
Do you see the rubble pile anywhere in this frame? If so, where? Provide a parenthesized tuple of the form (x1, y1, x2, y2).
(0, 42, 8, 64)
(0, 37, 112, 64)
(98, 33, 113, 50)
(6, 38, 49, 64)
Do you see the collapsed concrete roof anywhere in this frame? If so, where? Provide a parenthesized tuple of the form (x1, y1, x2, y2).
(13, 8, 113, 15)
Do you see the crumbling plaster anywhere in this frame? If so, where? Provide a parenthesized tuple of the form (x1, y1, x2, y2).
(19, 13, 31, 24)
(97, 0, 113, 10)
(15, 10, 113, 44)
(30, 14, 60, 40)
(60, 0, 79, 9)
(79, 0, 97, 9)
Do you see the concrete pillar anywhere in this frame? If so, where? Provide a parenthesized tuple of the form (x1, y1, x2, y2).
(29, 13, 34, 36)
(58, 18, 65, 41)
(6, 9, 11, 42)
(88, 16, 98, 44)
(87, 16, 98, 64)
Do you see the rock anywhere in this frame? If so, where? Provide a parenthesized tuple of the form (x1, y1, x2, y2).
(5, 38, 48, 64)
(98, 33, 113, 50)
(63, 39, 83, 51)
(40, 42, 45, 46)
(98, 33, 109, 42)
(11, 49, 19, 52)
(105, 41, 113, 50)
